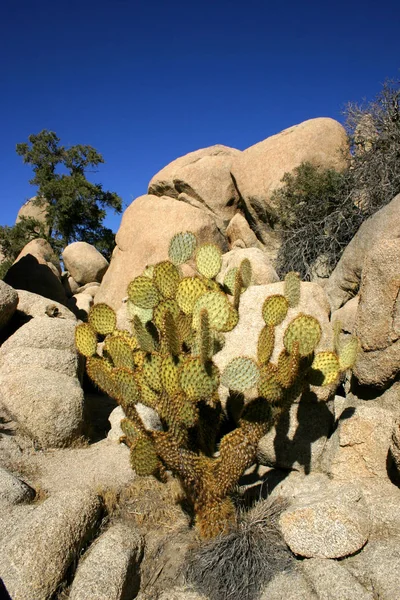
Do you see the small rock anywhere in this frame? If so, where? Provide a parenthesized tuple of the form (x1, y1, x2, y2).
(0, 489, 101, 600)
(226, 213, 262, 250)
(16, 289, 76, 321)
(69, 522, 143, 600)
(108, 405, 162, 442)
(331, 296, 359, 334)
(279, 481, 370, 558)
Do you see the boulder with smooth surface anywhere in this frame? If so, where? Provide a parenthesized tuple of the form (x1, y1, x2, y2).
(148, 145, 241, 232)
(0, 489, 101, 600)
(326, 193, 400, 310)
(95, 194, 226, 310)
(62, 242, 109, 285)
(231, 118, 348, 249)
(352, 238, 400, 387)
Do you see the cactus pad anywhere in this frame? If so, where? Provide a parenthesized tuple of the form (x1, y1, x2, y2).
(283, 314, 322, 356)
(276, 345, 300, 388)
(262, 295, 289, 326)
(179, 357, 219, 401)
(220, 305, 239, 332)
(338, 336, 359, 371)
(153, 261, 181, 299)
(168, 231, 197, 265)
(223, 267, 238, 295)
(113, 367, 141, 405)
(308, 351, 340, 386)
(153, 299, 180, 330)
(284, 271, 301, 308)
(130, 435, 159, 476)
(195, 244, 222, 279)
(258, 363, 283, 403)
(239, 258, 252, 288)
(132, 315, 157, 353)
(88, 303, 117, 335)
(176, 277, 207, 314)
(86, 356, 115, 397)
(127, 276, 160, 309)
(192, 291, 230, 332)
(104, 335, 135, 370)
(258, 324, 275, 364)
(161, 354, 181, 396)
(75, 323, 97, 357)
(127, 300, 153, 324)
(142, 352, 163, 392)
(221, 357, 260, 392)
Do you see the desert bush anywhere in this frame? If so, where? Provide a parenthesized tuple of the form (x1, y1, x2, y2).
(275, 78, 400, 279)
(345, 77, 400, 215)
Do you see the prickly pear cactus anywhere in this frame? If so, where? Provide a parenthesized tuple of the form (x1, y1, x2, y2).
(75, 234, 358, 539)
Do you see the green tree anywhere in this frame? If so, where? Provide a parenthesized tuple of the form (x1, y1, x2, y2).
(15, 130, 122, 258)
(0, 216, 47, 279)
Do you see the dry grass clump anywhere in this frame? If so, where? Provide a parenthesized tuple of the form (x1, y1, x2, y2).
(98, 474, 188, 532)
(185, 497, 293, 600)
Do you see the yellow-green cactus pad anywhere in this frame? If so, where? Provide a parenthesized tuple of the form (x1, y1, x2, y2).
(221, 357, 260, 392)
(338, 336, 359, 371)
(177, 399, 199, 428)
(153, 299, 180, 330)
(257, 324, 275, 364)
(284, 271, 301, 308)
(111, 329, 138, 351)
(130, 435, 159, 476)
(179, 357, 220, 401)
(127, 276, 160, 309)
(162, 310, 181, 356)
(223, 267, 239, 295)
(161, 354, 181, 396)
(168, 231, 197, 265)
(258, 363, 283, 403)
(86, 356, 116, 397)
(143, 352, 163, 392)
(120, 418, 138, 443)
(195, 308, 212, 363)
(153, 261, 181, 299)
(195, 244, 222, 279)
(75, 323, 97, 357)
(104, 335, 135, 370)
(135, 372, 160, 408)
(239, 258, 252, 289)
(240, 397, 271, 429)
(175, 312, 193, 345)
(262, 295, 289, 326)
(132, 349, 146, 369)
(192, 291, 230, 332)
(176, 277, 208, 314)
(143, 264, 155, 278)
(88, 303, 117, 335)
(220, 305, 239, 333)
(132, 315, 157, 353)
(113, 367, 141, 405)
(276, 346, 300, 388)
(283, 314, 322, 356)
(308, 351, 340, 386)
(127, 300, 153, 324)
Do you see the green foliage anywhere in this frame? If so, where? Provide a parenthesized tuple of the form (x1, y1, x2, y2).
(0, 216, 48, 279)
(15, 130, 122, 259)
(75, 232, 358, 540)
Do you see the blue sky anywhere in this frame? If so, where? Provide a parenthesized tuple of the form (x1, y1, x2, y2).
(1, 0, 399, 233)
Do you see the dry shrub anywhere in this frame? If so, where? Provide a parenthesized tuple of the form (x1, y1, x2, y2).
(185, 497, 293, 600)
